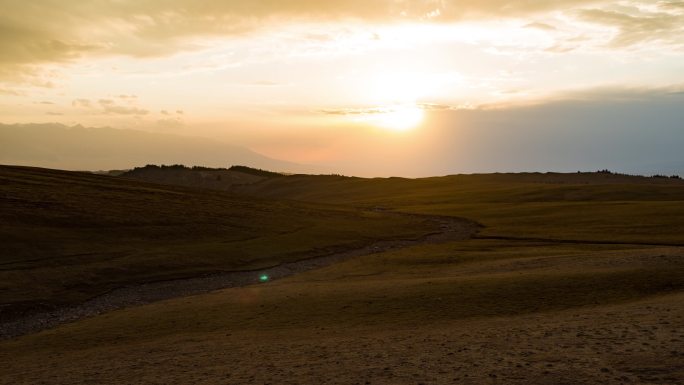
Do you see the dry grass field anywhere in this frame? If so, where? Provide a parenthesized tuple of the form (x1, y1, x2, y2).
(0, 166, 433, 321)
(2, 166, 683, 384)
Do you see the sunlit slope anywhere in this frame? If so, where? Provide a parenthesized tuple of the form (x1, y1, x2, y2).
(3, 239, 682, 384)
(236, 172, 684, 204)
(0, 166, 432, 319)
(235, 172, 684, 244)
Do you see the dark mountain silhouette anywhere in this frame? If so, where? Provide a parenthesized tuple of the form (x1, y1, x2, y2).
(121, 164, 282, 191)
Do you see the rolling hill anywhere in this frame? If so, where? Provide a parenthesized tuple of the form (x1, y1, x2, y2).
(0, 165, 435, 322)
(124, 166, 684, 244)
(2, 164, 683, 384)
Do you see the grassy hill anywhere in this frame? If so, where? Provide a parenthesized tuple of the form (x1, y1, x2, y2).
(0, 165, 434, 320)
(125, 168, 684, 244)
(2, 165, 683, 384)
(120, 164, 282, 191)
(229, 172, 684, 243)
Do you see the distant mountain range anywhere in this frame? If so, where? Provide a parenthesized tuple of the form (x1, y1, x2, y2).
(0, 123, 315, 173)
(1, 122, 681, 178)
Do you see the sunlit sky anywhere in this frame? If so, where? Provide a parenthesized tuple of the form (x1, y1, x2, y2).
(1, 1, 683, 176)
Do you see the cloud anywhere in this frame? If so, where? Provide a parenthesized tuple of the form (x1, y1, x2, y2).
(319, 102, 468, 116)
(71, 97, 147, 115)
(577, 6, 684, 47)
(319, 107, 390, 116)
(1, 0, 681, 85)
(104, 106, 148, 115)
(658, 1, 684, 10)
(418, 103, 461, 111)
(245, 80, 288, 86)
(156, 117, 185, 130)
(97, 99, 148, 115)
(0, 15, 102, 82)
(72, 99, 92, 108)
(321, 85, 684, 118)
(545, 84, 684, 103)
(0, 1, 614, 69)
(524, 22, 557, 31)
(0, 88, 23, 96)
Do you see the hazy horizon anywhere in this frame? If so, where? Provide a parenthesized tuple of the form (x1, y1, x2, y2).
(1, 1, 683, 176)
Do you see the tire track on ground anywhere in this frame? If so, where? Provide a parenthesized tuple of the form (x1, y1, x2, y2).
(475, 235, 684, 247)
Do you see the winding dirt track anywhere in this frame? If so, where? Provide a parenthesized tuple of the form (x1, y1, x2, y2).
(0, 213, 480, 340)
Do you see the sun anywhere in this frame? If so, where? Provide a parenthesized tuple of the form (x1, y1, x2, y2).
(369, 105, 425, 132)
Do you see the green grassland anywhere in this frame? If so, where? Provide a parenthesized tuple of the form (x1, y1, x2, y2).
(0, 166, 433, 319)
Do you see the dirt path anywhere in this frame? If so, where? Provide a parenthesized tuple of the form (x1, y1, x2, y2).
(475, 234, 684, 247)
(0, 213, 480, 340)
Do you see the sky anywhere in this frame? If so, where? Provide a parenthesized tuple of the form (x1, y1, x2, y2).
(1, 0, 683, 176)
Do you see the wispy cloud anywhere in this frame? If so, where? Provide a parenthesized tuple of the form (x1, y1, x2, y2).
(98, 99, 148, 115)
(244, 80, 289, 87)
(578, 5, 684, 47)
(0, 88, 23, 96)
(1, 0, 679, 79)
(70, 97, 148, 115)
(72, 99, 92, 108)
(319, 103, 467, 116)
(524, 22, 557, 31)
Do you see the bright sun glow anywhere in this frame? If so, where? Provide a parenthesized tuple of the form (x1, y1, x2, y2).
(370, 73, 432, 104)
(369, 105, 425, 132)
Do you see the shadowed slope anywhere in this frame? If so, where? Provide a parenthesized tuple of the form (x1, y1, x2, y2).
(120, 164, 281, 191)
(126, 168, 684, 244)
(0, 165, 436, 321)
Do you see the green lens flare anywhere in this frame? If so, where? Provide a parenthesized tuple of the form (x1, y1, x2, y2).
(259, 274, 269, 282)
